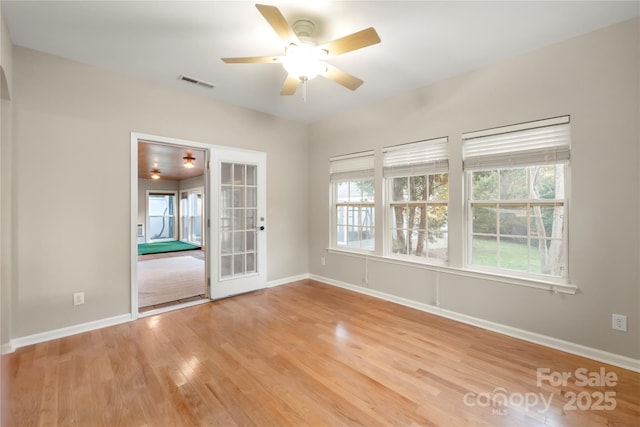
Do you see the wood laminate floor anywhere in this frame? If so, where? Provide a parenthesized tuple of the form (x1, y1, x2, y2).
(2, 279, 639, 426)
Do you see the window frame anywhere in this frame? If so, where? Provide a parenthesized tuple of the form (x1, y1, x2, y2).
(385, 173, 449, 265)
(329, 151, 376, 253)
(382, 137, 449, 265)
(464, 164, 569, 282)
(462, 116, 571, 284)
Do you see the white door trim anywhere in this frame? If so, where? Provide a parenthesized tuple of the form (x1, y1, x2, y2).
(130, 132, 267, 318)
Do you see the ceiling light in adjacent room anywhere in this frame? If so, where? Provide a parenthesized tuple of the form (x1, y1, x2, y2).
(183, 155, 196, 168)
(150, 169, 161, 180)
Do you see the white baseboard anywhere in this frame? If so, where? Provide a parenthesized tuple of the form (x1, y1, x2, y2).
(1, 342, 14, 354)
(310, 274, 640, 373)
(267, 273, 310, 288)
(5, 313, 133, 354)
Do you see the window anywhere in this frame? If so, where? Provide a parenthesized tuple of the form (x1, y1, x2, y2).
(383, 138, 449, 262)
(147, 192, 177, 242)
(463, 116, 570, 280)
(330, 151, 375, 251)
(180, 189, 203, 245)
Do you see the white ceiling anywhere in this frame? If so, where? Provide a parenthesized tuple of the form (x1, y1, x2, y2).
(3, 1, 639, 123)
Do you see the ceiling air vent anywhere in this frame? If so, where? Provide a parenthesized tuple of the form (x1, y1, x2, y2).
(178, 74, 215, 90)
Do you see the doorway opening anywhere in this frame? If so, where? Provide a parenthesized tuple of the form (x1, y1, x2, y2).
(130, 133, 268, 318)
(135, 139, 208, 313)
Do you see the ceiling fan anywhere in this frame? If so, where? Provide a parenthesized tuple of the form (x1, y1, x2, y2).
(221, 4, 381, 96)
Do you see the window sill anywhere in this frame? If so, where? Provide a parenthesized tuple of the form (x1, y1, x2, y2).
(325, 248, 577, 295)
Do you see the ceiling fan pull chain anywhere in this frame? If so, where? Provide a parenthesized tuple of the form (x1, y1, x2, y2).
(302, 77, 308, 103)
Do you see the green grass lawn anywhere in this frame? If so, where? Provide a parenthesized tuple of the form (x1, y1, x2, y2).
(472, 237, 541, 273)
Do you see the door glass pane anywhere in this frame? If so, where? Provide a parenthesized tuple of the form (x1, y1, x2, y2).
(219, 162, 259, 280)
(233, 164, 245, 185)
(246, 187, 256, 208)
(221, 255, 232, 278)
(221, 163, 233, 185)
(246, 165, 257, 186)
(246, 253, 256, 273)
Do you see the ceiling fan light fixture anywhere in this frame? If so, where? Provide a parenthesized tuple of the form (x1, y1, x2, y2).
(150, 169, 161, 180)
(183, 154, 196, 168)
(282, 43, 327, 81)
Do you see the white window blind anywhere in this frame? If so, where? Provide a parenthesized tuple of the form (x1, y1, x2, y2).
(383, 137, 449, 177)
(330, 150, 375, 181)
(462, 116, 570, 170)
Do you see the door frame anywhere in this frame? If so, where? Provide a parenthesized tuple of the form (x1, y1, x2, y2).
(130, 132, 212, 318)
(130, 132, 268, 318)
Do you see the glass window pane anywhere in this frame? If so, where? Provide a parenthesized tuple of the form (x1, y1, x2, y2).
(498, 204, 527, 236)
(530, 238, 565, 277)
(500, 168, 528, 200)
(233, 209, 245, 230)
(221, 232, 232, 254)
(221, 209, 233, 231)
(428, 205, 448, 259)
(429, 173, 449, 201)
(389, 205, 405, 231)
(246, 232, 255, 251)
(530, 205, 564, 238)
(337, 225, 347, 245)
(233, 164, 245, 185)
(361, 227, 375, 250)
(336, 206, 347, 226)
(499, 236, 528, 272)
(246, 165, 257, 186)
(221, 186, 233, 209)
(472, 205, 497, 234)
(391, 177, 408, 201)
(410, 176, 427, 201)
(472, 236, 498, 267)
(246, 209, 256, 229)
(360, 206, 374, 227)
(221, 163, 233, 185)
(349, 182, 362, 202)
(361, 180, 375, 202)
(336, 182, 349, 202)
(472, 170, 498, 200)
(531, 165, 563, 200)
(221, 255, 232, 278)
(233, 254, 245, 275)
(233, 188, 244, 208)
(246, 253, 256, 273)
(246, 187, 256, 208)
(391, 228, 408, 254)
(347, 225, 360, 248)
(234, 231, 245, 252)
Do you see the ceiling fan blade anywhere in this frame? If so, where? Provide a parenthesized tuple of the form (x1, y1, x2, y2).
(321, 64, 364, 91)
(320, 27, 381, 57)
(255, 4, 297, 44)
(280, 74, 300, 95)
(221, 56, 283, 64)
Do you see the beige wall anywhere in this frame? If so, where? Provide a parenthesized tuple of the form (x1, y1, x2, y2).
(1, 8, 14, 349)
(308, 18, 640, 359)
(11, 46, 308, 338)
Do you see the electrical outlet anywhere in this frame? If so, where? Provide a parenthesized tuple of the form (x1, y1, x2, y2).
(612, 314, 627, 332)
(320, 257, 326, 266)
(73, 292, 85, 306)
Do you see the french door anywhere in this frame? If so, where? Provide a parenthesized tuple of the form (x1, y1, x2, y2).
(209, 148, 266, 298)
